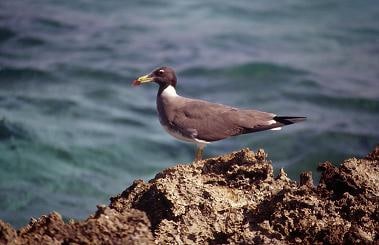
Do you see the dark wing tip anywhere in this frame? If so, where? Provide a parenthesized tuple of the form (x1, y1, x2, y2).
(273, 116, 307, 125)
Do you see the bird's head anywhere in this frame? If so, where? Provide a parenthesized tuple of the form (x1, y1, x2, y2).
(132, 67, 177, 88)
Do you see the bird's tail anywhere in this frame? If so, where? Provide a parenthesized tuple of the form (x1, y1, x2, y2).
(242, 116, 306, 134)
(273, 116, 307, 125)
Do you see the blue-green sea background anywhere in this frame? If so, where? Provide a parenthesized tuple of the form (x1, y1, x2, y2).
(1, 1, 378, 227)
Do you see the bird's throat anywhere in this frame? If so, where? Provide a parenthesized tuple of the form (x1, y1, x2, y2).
(159, 85, 178, 98)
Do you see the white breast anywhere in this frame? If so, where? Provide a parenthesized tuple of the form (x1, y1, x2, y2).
(161, 85, 178, 98)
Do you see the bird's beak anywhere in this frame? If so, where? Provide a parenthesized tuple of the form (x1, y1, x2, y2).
(132, 74, 154, 86)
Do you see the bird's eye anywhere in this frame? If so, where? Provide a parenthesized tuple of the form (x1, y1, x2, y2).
(158, 69, 164, 75)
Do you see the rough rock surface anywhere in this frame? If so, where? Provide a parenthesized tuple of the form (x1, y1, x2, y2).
(0, 208, 154, 244)
(1, 147, 378, 244)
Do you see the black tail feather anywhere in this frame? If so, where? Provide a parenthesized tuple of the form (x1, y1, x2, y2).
(273, 116, 306, 125)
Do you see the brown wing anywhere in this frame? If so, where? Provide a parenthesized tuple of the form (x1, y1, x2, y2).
(169, 99, 276, 142)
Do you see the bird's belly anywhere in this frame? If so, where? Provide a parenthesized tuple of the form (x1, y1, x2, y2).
(161, 124, 196, 143)
(161, 124, 210, 146)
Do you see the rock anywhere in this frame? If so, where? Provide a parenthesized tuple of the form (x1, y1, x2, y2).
(108, 146, 379, 244)
(2, 208, 154, 244)
(1, 146, 378, 244)
(0, 220, 17, 244)
(299, 171, 313, 188)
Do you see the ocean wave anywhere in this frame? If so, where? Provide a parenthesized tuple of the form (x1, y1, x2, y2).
(0, 119, 30, 141)
(55, 64, 127, 83)
(0, 67, 53, 83)
(15, 95, 78, 115)
(284, 92, 379, 113)
(35, 17, 76, 31)
(0, 26, 16, 43)
(16, 36, 46, 47)
(180, 62, 308, 79)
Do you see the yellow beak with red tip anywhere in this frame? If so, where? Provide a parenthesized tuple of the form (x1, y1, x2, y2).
(132, 74, 154, 86)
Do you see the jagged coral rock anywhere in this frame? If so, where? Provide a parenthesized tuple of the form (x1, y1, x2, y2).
(0, 208, 154, 245)
(110, 147, 379, 244)
(0, 220, 17, 245)
(1, 146, 378, 244)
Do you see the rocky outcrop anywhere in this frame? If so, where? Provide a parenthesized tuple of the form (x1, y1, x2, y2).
(0, 208, 153, 245)
(1, 147, 378, 244)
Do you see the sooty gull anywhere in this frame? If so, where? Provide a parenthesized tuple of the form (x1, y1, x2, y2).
(132, 67, 306, 162)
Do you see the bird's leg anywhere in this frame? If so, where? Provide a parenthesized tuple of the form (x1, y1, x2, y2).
(194, 144, 205, 162)
(194, 147, 203, 162)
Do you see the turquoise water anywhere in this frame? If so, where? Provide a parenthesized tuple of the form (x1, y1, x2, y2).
(1, 1, 378, 227)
